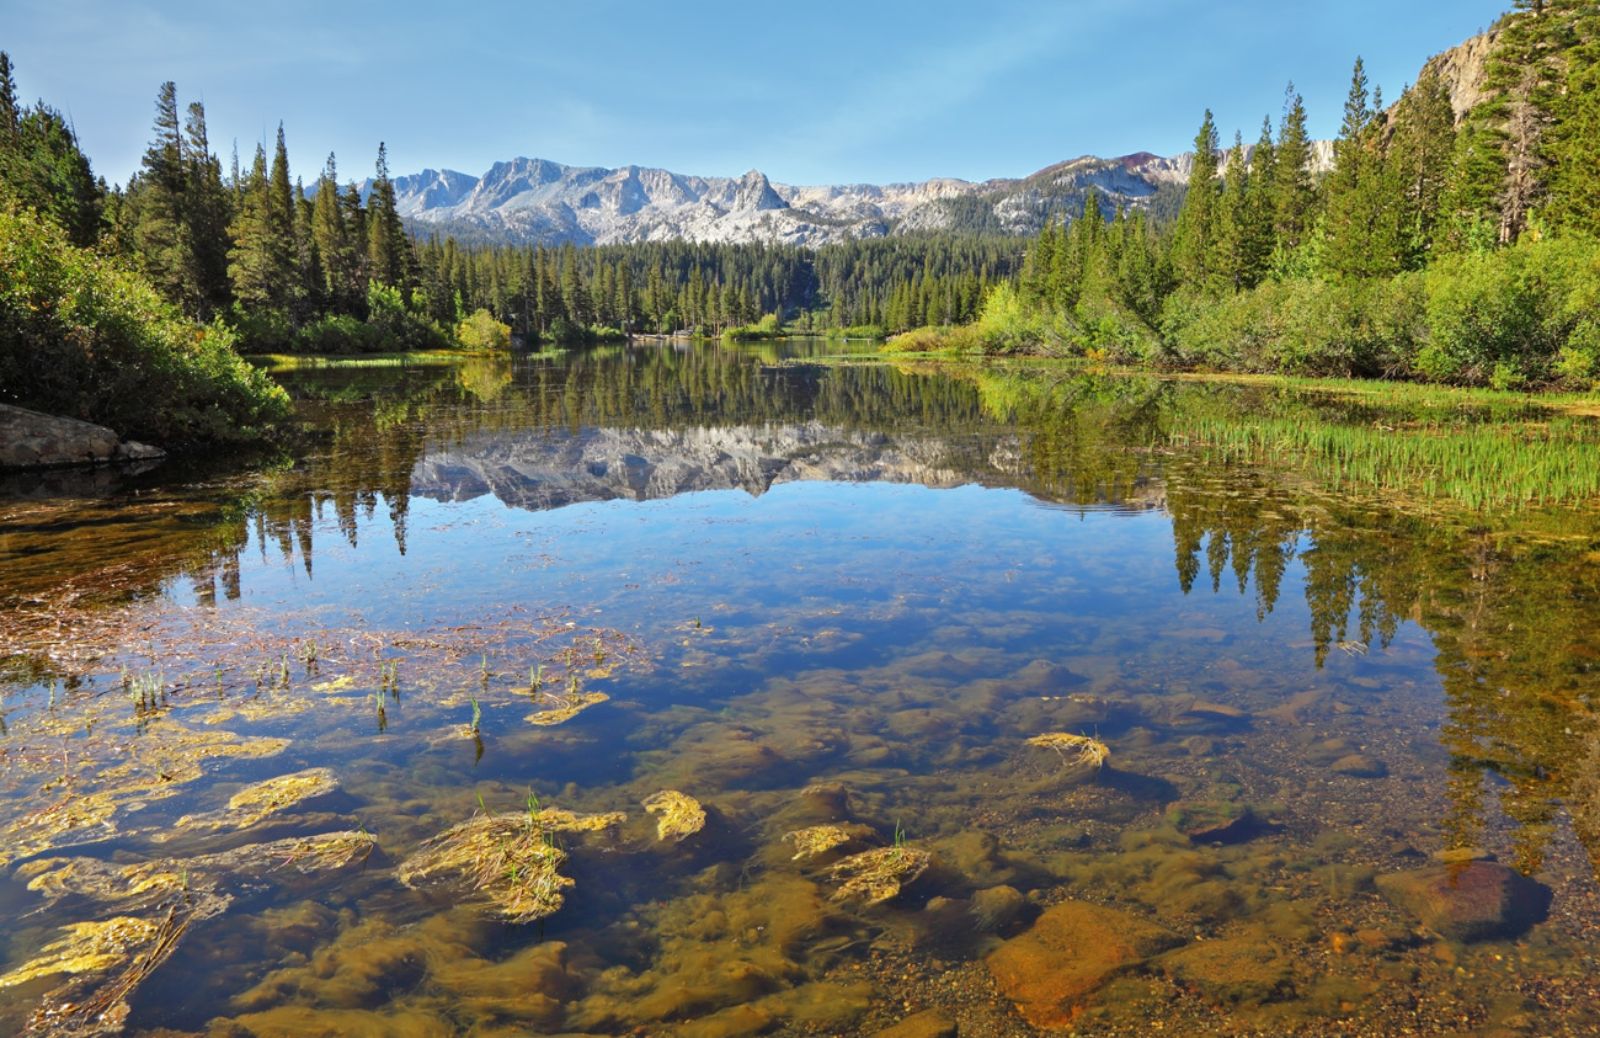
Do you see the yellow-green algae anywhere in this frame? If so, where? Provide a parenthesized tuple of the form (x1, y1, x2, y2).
(641, 789, 707, 842)
(162, 767, 339, 837)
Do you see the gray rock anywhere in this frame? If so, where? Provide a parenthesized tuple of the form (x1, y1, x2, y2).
(0, 405, 164, 470)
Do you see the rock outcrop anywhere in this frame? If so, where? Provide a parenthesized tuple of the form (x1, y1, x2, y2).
(0, 405, 165, 470)
(1417, 29, 1500, 124)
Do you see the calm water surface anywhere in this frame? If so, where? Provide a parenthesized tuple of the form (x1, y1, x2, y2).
(1, 342, 1598, 1036)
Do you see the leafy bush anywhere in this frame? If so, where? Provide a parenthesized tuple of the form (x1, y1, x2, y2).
(455, 308, 511, 350)
(292, 314, 385, 354)
(364, 283, 454, 352)
(723, 312, 784, 341)
(0, 201, 289, 444)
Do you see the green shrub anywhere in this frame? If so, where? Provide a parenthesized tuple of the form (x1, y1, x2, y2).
(0, 202, 289, 444)
(1555, 318, 1600, 386)
(1422, 249, 1544, 383)
(455, 308, 511, 350)
(292, 314, 384, 354)
(365, 282, 453, 352)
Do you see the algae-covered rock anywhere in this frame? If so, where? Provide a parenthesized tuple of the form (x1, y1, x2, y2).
(1166, 800, 1260, 844)
(0, 902, 221, 1037)
(17, 830, 376, 912)
(783, 824, 860, 861)
(1157, 937, 1295, 1005)
(398, 813, 575, 923)
(1330, 753, 1388, 778)
(642, 789, 707, 842)
(828, 846, 932, 905)
(536, 807, 626, 833)
(986, 900, 1179, 1029)
(1376, 861, 1551, 942)
(970, 884, 1028, 933)
(0, 916, 164, 990)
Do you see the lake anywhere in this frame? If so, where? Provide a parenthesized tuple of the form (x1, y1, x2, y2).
(1, 341, 1597, 1036)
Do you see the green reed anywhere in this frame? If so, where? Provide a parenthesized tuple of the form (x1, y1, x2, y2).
(1177, 412, 1600, 511)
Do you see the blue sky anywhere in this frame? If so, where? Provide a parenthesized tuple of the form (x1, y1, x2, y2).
(8, 1, 1509, 188)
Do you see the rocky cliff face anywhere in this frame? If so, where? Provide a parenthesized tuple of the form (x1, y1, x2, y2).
(1417, 29, 1500, 123)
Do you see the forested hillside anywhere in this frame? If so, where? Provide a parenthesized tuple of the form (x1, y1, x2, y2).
(922, 0, 1600, 387)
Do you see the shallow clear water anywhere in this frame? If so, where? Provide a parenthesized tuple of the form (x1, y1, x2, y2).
(2, 343, 1598, 1036)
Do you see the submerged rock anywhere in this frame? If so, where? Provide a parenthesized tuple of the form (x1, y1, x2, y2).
(986, 900, 1179, 1029)
(1166, 800, 1261, 844)
(970, 884, 1028, 933)
(874, 1008, 958, 1038)
(1158, 937, 1295, 1005)
(1376, 861, 1551, 942)
(1330, 753, 1388, 778)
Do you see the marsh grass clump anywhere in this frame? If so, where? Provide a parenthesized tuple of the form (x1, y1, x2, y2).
(641, 790, 707, 843)
(397, 812, 574, 924)
(827, 846, 933, 905)
(1027, 732, 1110, 770)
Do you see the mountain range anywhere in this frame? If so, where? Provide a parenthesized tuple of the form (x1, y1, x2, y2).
(377, 152, 1211, 247)
(378, 30, 1489, 249)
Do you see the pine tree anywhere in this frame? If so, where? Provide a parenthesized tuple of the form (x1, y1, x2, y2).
(312, 154, 358, 313)
(1171, 110, 1221, 290)
(129, 82, 194, 306)
(1542, 13, 1600, 233)
(228, 144, 292, 313)
(1320, 59, 1404, 277)
(181, 101, 231, 318)
(366, 143, 409, 290)
(1272, 86, 1316, 262)
(1386, 72, 1458, 266)
(1214, 132, 1251, 292)
(1240, 116, 1277, 285)
(0, 52, 17, 145)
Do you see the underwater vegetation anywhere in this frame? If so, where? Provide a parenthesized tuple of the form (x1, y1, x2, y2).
(641, 789, 707, 843)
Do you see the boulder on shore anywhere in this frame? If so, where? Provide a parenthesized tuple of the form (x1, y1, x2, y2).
(0, 405, 164, 470)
